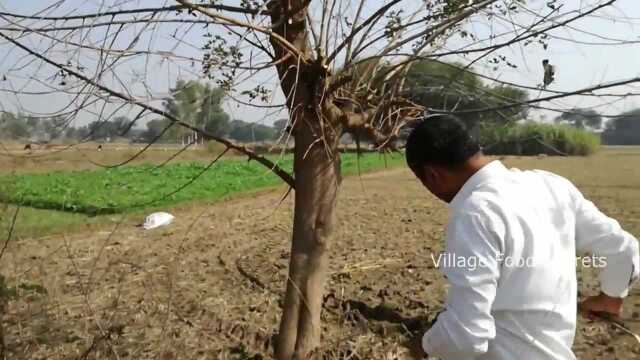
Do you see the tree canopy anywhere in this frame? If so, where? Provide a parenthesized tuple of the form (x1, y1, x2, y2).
(554, 108, 602, 130)
(403, 60, 529, 127)
(228, 120, 276, 142)
(602, 109, 640, 145)
(163, 80, 231, 142)
(0, 112, 29, 139)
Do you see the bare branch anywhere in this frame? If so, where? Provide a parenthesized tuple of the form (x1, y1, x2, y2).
(0, 3, 266, 21)
(175, 0, 309, 62)
(0, 32, 295, 188)
(431, 76, 640, 115)
(327, 0, 402, 64)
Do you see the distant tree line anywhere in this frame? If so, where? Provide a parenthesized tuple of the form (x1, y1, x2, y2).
(553, 107, 640, 145)
(401, 60, 640, 146)
(402, 60, 640, 146)
(601, 109, 640, 145)
(3, 74, 637, 145)
(0, 111, 129, 142)
(0, 111, 154, 143)
(554, 108, 602, 130)
(0, 80, 291, 144)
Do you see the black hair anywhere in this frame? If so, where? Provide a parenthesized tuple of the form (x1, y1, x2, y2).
(405, 114, 480, 172)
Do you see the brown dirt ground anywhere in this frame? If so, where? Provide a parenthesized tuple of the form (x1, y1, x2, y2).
(2, 147, 640, 359)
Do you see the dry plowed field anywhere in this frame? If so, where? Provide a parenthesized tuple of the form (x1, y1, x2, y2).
(3, 148, 640, 359)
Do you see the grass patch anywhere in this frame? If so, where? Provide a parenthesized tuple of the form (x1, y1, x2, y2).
(9, 207, 109, 238)
(0, 153, 403, 217)
(479, 122, 601, 156)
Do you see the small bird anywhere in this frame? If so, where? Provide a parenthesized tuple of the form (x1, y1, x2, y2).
(542, 59, 555, 88)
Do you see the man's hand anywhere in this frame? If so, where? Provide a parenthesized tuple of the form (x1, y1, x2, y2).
(407, 333, 427, 360)
(579, 292, 623, 321)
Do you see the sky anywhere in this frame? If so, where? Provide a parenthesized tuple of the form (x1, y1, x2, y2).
(0, 0, 639, 128)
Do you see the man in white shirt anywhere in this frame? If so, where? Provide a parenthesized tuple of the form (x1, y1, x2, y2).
(404, 115, 639, 359)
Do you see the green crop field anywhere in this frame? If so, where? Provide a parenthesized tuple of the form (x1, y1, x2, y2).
(0, 153, 403, 216)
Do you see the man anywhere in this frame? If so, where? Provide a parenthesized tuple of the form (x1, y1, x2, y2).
(405, 115, 639, 359)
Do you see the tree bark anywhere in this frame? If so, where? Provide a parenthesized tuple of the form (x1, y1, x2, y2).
(266, 1, 345, 357)
(275, 112, 341, 359)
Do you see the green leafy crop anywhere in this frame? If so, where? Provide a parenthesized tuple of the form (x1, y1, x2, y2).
(0, 154, 403, 215)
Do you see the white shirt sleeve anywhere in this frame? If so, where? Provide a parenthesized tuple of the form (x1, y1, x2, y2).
(423, 209, 503, 358)
(571, 185, 640, 298)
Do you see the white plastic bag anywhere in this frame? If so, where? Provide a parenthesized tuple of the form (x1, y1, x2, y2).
(142, 212, 175, 230)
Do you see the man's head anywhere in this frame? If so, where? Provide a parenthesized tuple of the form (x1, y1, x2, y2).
(405, 115, 487, 202)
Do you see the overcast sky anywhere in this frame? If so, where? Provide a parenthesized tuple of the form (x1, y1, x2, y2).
(0, 0, 638, 128)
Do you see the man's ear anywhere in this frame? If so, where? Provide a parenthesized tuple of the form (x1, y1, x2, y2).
(423, 165, 438, 182)
(414, 165, 429, 182)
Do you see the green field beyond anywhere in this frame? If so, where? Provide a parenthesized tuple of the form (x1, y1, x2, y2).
(0, 153, 403, 215)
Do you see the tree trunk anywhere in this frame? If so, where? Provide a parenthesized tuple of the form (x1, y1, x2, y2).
(266, 0, 344, 356)
(275, 114, 341, 359)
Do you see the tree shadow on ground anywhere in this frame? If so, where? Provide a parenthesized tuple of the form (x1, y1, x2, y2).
(343, 299, 432, 332)
(328, 299, 440, 358)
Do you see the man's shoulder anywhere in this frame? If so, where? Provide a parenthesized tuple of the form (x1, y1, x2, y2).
(449, 192, 507, 242)
(453, 168, 546, 212)
(488, 167, 576, 195)
(527, 168, 567, 180)
(460, 168, 579, 214)
(452, 190, 504, 219)
(525, 168, 580, 196)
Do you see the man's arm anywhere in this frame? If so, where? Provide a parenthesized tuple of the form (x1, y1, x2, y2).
(572, 188, 639, 298)
(571, 183, 639, 315)
(423, 209, 503, 358)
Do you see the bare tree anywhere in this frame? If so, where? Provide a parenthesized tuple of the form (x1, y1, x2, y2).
(1, 0, 639, 358)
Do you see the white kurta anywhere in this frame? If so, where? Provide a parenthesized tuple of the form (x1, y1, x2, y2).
(423, 161, 639, 359)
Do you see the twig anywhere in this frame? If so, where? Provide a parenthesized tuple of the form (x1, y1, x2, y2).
(0, 32, 295, 188)
(0, 206, 20, 262)
(236, 257, 268, 291)
(591, 312, 640, 345)
(77, 324, 125, 360)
